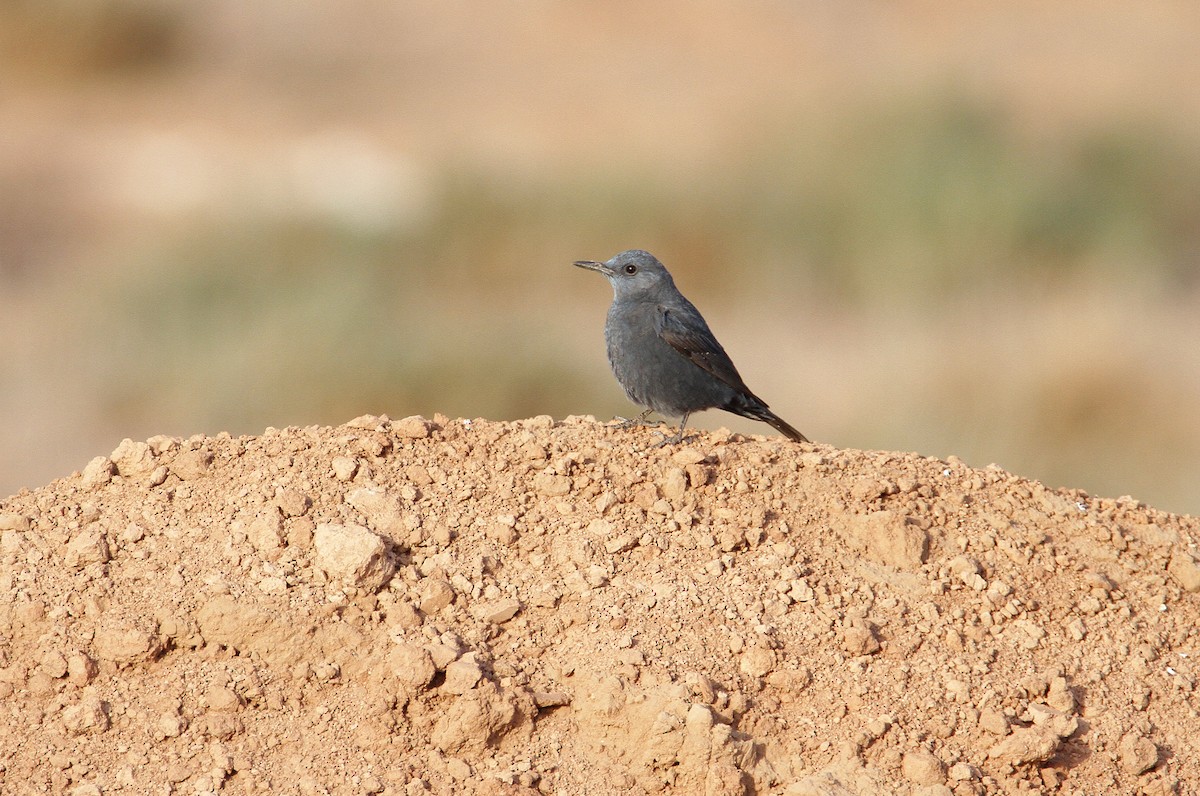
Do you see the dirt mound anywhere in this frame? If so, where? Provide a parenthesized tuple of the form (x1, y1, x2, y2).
(1, 415, 1196, 795)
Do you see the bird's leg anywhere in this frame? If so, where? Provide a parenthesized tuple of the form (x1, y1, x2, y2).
(611, 408, 659, 429)
(653, 413, 692, 447)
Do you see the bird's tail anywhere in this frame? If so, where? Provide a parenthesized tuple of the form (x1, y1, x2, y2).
(759, 410, 810, 443)
(729, 397, 810, 443)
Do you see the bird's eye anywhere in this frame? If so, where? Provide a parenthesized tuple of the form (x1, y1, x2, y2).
(623, 264, 637, 275)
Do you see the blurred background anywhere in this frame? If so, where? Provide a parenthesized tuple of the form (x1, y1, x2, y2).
(1, 1, 1198, 515)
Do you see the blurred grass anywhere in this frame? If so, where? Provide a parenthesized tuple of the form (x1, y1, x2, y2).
(92, 216, 599, 432)
(10, 89, 1200, 514)
(431, 96, 1200, 306)
(736, 99, 1200, 302)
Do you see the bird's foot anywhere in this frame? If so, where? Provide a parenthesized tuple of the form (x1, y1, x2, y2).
(650, 429, 697, 448)
(610, 410, 660, 429)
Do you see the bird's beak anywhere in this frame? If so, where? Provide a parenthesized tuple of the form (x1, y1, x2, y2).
(573, 259, 614, 276)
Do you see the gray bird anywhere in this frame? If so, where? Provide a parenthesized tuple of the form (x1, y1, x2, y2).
(574, 249, 809, 444)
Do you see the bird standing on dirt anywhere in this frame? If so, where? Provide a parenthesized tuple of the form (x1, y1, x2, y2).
(574, 249, 808, 444)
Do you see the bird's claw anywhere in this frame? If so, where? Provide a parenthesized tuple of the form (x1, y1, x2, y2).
(610, 411, 660, 430)
(650, 430, 695, 448)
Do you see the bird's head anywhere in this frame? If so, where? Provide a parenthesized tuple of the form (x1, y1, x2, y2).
(573, 249, 675, 302)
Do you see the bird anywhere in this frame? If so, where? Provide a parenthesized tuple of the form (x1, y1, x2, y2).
(573, 249, 808, 444)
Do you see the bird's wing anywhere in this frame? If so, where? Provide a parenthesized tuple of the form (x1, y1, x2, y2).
(655, 304, 751, 393)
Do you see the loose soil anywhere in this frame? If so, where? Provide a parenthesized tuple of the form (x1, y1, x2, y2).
(1, 415, 1197, 795)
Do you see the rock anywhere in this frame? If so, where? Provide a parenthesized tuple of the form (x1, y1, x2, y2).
(902, 750, 945, 785)
(394, 415, 432, 438)
(660, 467, 688, 499)
(274, 487, 311, 517)
(987, 726, 1062, 765)
(671, 448, 707, 466)
(419, 578, 457, 614)
(389, 644, 437, 690)
(346, 487, 410, 540)
(0, 512, 31, 532)
(331, 456, 359, 481)
(532, 472, 571, 496)
(604, 535, 637, 554)
(65, 525, 111, 569)
(978, 708, 1010, 736)
(0, 530, 28, 563)
(473, 598, 520, 624)
(426, 641, 462, 670)
(486, 519, 519, 546)
(1167, 550, 1200, 593)
(313, 523, 395, 592)
(1120, 731, 1159, 775)
(157, 614, 203, 648)
(406, 465, 434, 485)
(988, 715, 1075, 768)
(158, 711, 188, 738)
(202, 684, 242, 712)
(199, 712, 244, 740)
(384, 601, 422, 629)
(1027, 702, 1064, 726)
(430, 684, 526, 753)
(93, 624, 162, 665)
(843, 624, 881, 656)
(947, 762, 978, 781)
(1042, 712, 1078, 740)
(62, 694, 109, 735)
(170, 448, 213, 480)
(533, 691, 572, 708)
(287, 518, 315, 550)
(247, 511, 285, 553)
(843, 511, 928, 569)
(765, 667, 813, 697)
(443, 654, 484, 694)
(947, 556, 987, 590)
(67, 652, 98, 685)
(595, 491, 620, 514)
(111, 438, 157, 476)
(38, 650, 68, 679)
(80, 456, 115, 488)
(740, 645, 777, 678)
(1046, 676, 1076, 713)
(27, 672, 55, 695)
(1009, 619, 1047, 650)
(587, 518, 614, 537)
(446, 757, 472, 780)
(195, 596, 312, 667)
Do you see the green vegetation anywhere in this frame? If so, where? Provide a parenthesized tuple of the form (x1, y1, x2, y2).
(79, 94, 1200, 513)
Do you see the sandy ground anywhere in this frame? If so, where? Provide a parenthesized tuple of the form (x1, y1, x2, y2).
(0, 415, 1197, 795)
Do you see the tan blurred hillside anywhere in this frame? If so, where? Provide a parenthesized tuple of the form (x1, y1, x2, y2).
(1, 1, 1199, 515)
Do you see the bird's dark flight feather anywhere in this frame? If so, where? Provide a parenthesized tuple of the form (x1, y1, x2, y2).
(655, 305, 752, 395)
(656, 305, 809, 443)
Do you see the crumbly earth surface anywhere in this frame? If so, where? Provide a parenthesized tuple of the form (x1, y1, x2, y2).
(1, 415, 1197, 796)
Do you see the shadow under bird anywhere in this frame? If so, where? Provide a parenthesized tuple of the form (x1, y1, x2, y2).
(574, 249, 809, 444)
